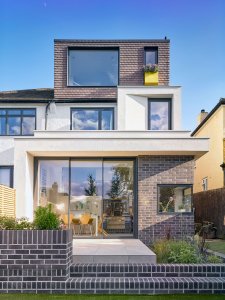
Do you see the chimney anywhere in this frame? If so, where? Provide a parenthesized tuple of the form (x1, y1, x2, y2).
(197, 109, 208, 125)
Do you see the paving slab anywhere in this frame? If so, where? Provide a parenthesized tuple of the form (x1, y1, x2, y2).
(73, 239, 156, 263)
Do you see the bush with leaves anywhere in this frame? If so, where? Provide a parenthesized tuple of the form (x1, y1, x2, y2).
(207, 255, 223, 264)
(0, 216, 32, 230)
(33, 204, 61, 230)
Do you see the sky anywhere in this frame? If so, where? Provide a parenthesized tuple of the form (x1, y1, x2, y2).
(0, 0, 225, 130)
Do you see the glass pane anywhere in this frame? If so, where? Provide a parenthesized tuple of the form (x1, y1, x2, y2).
(7, 110, 22, 115)
(146, 50, 157, 64)
(22, 109, 36, 116)
(150, 101, 169, 130)
(38, 160, 69, 226)
(22, 117, 35, 135)
(158, 186, 192, 213)
(0, 168, 10, 187)
(8, 117, 21, 135)
(101, 110, 113, 130)
(68, 49, 119, 86)
(0, 117, 6, 135)
(0, 110, 6, 116)
(70, 160, 102, 237)
(72, 109, 99, 130)
(103, 161, 134, 236)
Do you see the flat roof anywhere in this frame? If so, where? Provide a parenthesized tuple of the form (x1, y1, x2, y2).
(54, 38, 170, 43)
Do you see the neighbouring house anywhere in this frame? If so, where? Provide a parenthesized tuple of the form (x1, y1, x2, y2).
(0, 39, 208, 245)
(192, 99, 225, 238)
(192, 99, 225, 192)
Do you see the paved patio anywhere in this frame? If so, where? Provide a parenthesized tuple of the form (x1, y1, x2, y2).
(73, 239, 156, 263)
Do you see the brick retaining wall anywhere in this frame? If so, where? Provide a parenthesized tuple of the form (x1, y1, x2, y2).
(0, 230, 72, 282)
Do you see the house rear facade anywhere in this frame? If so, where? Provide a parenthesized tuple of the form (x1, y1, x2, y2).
(0, 39, 208, 245)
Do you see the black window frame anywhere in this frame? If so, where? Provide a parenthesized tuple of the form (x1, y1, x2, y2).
(0, 166, 14, 188)
(148, 98, 172, 130)
(70, 107, 115, 130)
(0, 108, 36, 136)
(67, 47, 120, 87)
(144, 47, 158, 65)
(157, 184, 193, 214)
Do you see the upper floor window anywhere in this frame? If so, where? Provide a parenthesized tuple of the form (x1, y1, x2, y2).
(202, 177, 208, 191)
(71, 108, 114, 130)
(0, 166, 13, 188)
(0, 108, 36, 136)
(148, 99, 171, 130)
(68, 48, 119, 87)
(145, 47, 158, 65)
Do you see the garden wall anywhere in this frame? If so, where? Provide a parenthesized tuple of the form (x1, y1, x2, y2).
(0, 230, 72, 287)
(193, 188, 225, 237)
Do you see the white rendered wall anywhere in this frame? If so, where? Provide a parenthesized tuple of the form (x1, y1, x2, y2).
(117, 86, 182, 131)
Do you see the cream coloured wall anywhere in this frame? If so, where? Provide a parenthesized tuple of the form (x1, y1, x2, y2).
(193, 106, 224, 193)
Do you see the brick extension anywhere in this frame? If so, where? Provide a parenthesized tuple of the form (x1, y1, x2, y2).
(138, 156, 195, 245)
(54, 39, 170, 99)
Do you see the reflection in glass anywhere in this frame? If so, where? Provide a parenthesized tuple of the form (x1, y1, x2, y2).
(103, 161, 134, 236)
(68, 49, 119, 86)
(150, 101, 170, 130)
(0, 117, 6, 135)
(70, 160, 102, 237)
(38, 160, 69, 225)
(72, 110, 98, 130)
(22, 117, 35, 135)
(102, 110, 113, 130)
(0, 168, 11, 187)
(8, 117, 21, 135)
(158, 185, 192, 213)
(0, 109, 36, 136)
(72, 108, 114, 130)
(145, 49, 158, 65)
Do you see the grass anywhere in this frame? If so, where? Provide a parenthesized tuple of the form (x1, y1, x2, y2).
(207, 239, 225, 254)
(0, 295, 224, 300)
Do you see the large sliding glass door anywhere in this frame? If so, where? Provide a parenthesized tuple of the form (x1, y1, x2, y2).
(70, 160, 102, 237)
(103, 160, 134, 237)
(36, 158, 135, 238)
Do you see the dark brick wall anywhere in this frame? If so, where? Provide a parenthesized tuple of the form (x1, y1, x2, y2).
(54, 40, 170, 99)
(138, 156, 195, 245)
(0, 230, 72, 282)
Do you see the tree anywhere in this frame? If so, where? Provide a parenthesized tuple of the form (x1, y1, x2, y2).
(107, 167, 132, 199)
(84, 174, 97, 196)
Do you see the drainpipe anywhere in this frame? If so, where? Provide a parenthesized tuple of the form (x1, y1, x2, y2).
(45, 100, 56, 130)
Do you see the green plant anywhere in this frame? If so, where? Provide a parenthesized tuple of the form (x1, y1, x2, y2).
(0, 216, 33, 230)
(33, 204, 61, 230)
(207, 255, 223, 263)
(167, 240, 203, 263)
(143, 64, 158, 73)
(151, 239, 204, 263)
(151, 239, 170, 263)
(178, 204, 185, 210)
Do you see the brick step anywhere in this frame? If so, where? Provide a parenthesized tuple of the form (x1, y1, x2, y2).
(66, 277, 225, 294)
(70, 263, 225, 278)
(2, 277, 225, 294)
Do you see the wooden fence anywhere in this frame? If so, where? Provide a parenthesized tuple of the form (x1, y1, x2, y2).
(0, 184, 16, 218)
(193, 188, 225, 238)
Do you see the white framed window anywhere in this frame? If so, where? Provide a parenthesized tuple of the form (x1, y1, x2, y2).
(202, 177, 208, 191)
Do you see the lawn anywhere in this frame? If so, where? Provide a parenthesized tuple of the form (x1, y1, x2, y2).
(0, 295, 224, 300)
(207, 239, 225, 254)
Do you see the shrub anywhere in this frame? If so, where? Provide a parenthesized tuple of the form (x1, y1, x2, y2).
(33, 204, 61, 230)
(0, 216, 33, 230)
(167, 240, 203, 263)
(151, 239, 170, 263)
(207, 255, 223, 263)
(151, 239, 203, 263)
